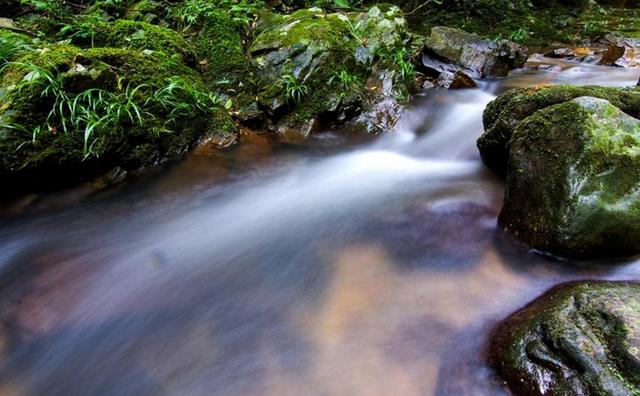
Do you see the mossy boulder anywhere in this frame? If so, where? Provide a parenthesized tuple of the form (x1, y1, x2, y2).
(250, 6, 412, 139)
(70, 20, 197, 66)
(0, 45, 235, 195)
(478, 85, 640, 176)
(185, 7, 248, 90)
(423, 26, 527, 78)
(500, 96, 640, 258)
(490, 281, 640, 396)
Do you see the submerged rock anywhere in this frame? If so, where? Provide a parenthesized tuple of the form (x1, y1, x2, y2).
(500, 96, 640, 258)
(490, 281, 640, 396)
(424, 27, 527, 78)
(478, 85, 640, 176)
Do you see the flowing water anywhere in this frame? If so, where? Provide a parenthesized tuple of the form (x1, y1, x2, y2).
(0, 59, 639, 396)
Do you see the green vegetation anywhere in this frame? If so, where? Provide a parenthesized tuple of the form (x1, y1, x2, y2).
(176, 0, 264, 28)
(282, 73, 308, 105)
(0, 32, 33, 67)
(3, 59, 222, 157)
(1, 0, 637, 193)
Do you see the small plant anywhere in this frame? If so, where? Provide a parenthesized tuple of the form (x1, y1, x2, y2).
(329, 69, 360, 90)
(281, 73, 308, 105)
(149, 76, 221, 127)
(59, 14, 103, 44)
(0, 34, 32, 67)
(582, 20, 603, 36)
(337, 13, 365, 45)
(392, 48, 415, 82)
(507, 27, 530, 43)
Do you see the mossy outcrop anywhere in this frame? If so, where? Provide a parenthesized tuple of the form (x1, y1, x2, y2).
(490, 281, 640, 396)
(71, 20, 197, 66)
(499, 96, 640, 258)
(478, 85, 640, 176)
(250, 6, 414, 139)
(191, 13, 247, 83)
(0, 44, 235, 195)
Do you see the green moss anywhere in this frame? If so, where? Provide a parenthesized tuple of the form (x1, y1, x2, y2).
(188, 8, 248, 90)
(0, 44, 234, 194)
(69, 20, 196, 66)
(478, 85, 640, 176)
(499, 97, 640, 258)
(491, 281, 640, 396)
(250, 6, 412, 137)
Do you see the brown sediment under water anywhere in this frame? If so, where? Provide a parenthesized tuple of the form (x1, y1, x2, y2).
(0, 59, 639, 396)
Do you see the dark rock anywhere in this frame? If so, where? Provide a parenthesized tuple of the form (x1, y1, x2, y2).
(478, 85, 640, 176)
(595, 34, 640, 68)
(424, 27, 527, 78)
(490, 281, 640, 396)
(599, 45, 627, 66)
(444, 70, 477, 89)
(421, 52, 477, 89)
(499, 96, 640, 258)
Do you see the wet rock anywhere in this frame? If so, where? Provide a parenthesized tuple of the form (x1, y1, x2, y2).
(599, 45, 627, 66)
(250, 6, 414, 138)
(545, 47, 576, 58)
(424, 27, 527, 78)
(500, 96, 640, 258)
(439, 70, 477, 89)
(490, 281, 640, 396)
(595, 34, 640, 68)
(478, 85, 640, 176)
(420, 53, 476, 89)
(276, 118, 317, 143)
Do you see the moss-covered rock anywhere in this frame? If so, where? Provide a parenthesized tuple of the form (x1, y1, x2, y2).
(0, 44, 235, 195)
(68, 20, 197, 66)
(490, 281, 640, 396)
(124, 0, 172, 25)
(499, 96, 640, 258)
(250, 5, 413, 139)
(184, 7, 248, 90)
(478, 85, 640, 176)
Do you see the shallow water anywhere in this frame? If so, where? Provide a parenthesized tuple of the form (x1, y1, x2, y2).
(0, 59, 639, 396)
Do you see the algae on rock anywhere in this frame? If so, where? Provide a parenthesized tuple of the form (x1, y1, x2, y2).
(499, 96, 640, 258)
(490, 281, 640, 396)
(478, 85, 640, 176)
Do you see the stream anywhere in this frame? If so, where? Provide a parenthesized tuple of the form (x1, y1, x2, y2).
(0, 58, 639, 396)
